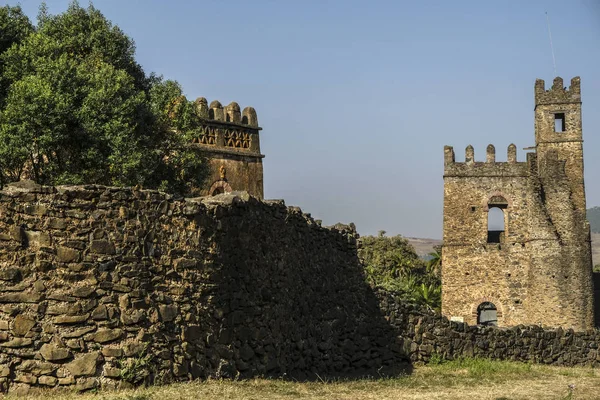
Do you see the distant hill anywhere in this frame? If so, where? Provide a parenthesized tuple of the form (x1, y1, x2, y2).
(588, 207, 600, 234)
(405, 237, 442, 259)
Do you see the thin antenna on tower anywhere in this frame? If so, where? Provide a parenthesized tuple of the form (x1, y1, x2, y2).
(545, 11, 557, 76)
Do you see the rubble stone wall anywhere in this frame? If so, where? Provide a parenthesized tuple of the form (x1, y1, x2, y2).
(0, 183, 404, 394)
(380, 293, 600, 367)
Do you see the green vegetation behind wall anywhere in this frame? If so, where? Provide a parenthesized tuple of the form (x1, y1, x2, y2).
(358, 231, 441, 312)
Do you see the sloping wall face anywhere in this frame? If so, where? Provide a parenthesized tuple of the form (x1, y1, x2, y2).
(0, 183, 404, 394)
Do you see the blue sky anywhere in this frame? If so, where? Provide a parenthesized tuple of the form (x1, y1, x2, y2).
(7, 0, 600, 238)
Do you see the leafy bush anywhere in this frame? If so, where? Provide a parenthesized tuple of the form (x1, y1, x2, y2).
(358, 231, 441, 312)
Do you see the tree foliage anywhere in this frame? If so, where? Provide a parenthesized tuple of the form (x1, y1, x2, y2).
(0, 5, 34, 103)
(358, 231, 441, 312)
(0, 2, 208, 195)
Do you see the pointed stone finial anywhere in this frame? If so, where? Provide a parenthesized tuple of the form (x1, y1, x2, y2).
(486, 144, 495, 163)
(465, 145, 474, 164)
(444, 146, 455, 166)
(507, 144, 517, 163)
(552, 77, 564, 90)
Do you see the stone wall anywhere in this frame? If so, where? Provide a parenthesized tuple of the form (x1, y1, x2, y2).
(0, 182, 405, 394)
(380, 293, 600, 367)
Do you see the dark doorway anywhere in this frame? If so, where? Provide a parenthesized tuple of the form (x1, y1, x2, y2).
(477, 302, 498, 326)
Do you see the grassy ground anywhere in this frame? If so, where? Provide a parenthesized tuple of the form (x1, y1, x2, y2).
(8, 359, 600, 400)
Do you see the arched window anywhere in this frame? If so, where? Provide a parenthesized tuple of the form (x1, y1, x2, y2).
(487, 195, 508, 243)
(477, 302, 497, 326)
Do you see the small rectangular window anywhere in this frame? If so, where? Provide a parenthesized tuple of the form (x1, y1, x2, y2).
(554, 113, 566, 132)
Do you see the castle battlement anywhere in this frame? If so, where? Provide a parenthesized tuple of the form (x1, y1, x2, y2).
(443, 144, 527, 177)
(442, 76, 593, 331)
(194, 97, 260, 128)
(189, 98, 265, 199)
(535, 76, 581, 106)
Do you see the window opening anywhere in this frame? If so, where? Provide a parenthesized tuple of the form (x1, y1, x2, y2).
(554, 113, 565, 132)
(487, 207, 505, 243)
(477, 302, 497, 326)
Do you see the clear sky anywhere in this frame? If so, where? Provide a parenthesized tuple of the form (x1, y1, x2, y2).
(7, 0, 600, 239)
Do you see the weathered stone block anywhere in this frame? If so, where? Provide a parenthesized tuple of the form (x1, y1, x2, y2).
(91, 305, 108, 320)
(103, 367, 121, 378)
(101, 347, 123, 358)
(66, 352, 100, 377)
(40, 344, 71, 361)
(53, 314, 89, 325)
(12, 315, 35, 337)
(38, 375, 58, 386)
(62, 326, 96, 339)
(93, 328, 123, 344)
(14, 373, 36, 384)
(123, 342, 145, 357)
(56, 246, 81, 263)
(1, 338, 32, 348)
(90, 240, 116, 255)
(58, 376, 75, 385)
(72, 286, 96, 298)
(158, 304, 178, 322)
(76, 377, 98, 391)
(0, 292, 42, 303)
(17, 360, 57, 376)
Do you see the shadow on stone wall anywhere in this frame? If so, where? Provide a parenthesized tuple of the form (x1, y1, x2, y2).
(177, 194, 412, 380)
(0, 183, 412, 394)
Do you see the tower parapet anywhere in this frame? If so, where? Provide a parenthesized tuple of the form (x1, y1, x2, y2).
(535, 76, 581, 106)
(443, 144, 528, 177)
(189, 97, 264, 198)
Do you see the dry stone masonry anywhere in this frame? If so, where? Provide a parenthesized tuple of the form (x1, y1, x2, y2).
(442, 77, 594, 330)
(380, 293, 600, 367)
(0, 182, 406, 394)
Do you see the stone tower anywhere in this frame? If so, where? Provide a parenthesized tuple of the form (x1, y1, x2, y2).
(441, 77, 594, 331)
(192, 98, 264, 198)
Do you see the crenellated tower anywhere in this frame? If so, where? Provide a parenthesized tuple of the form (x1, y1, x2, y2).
(534, 77, 585, 211)
(191, 98, 264, 198)
(441, 77, 593, 331)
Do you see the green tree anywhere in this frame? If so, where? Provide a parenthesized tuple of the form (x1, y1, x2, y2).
(426, 244, 442, 277)
(0, 2, 207, 194)
(358, 232, 441, 312)
(0, 5, 34, 104)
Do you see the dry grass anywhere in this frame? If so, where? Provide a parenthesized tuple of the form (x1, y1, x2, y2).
(7, 359, 600, 400)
